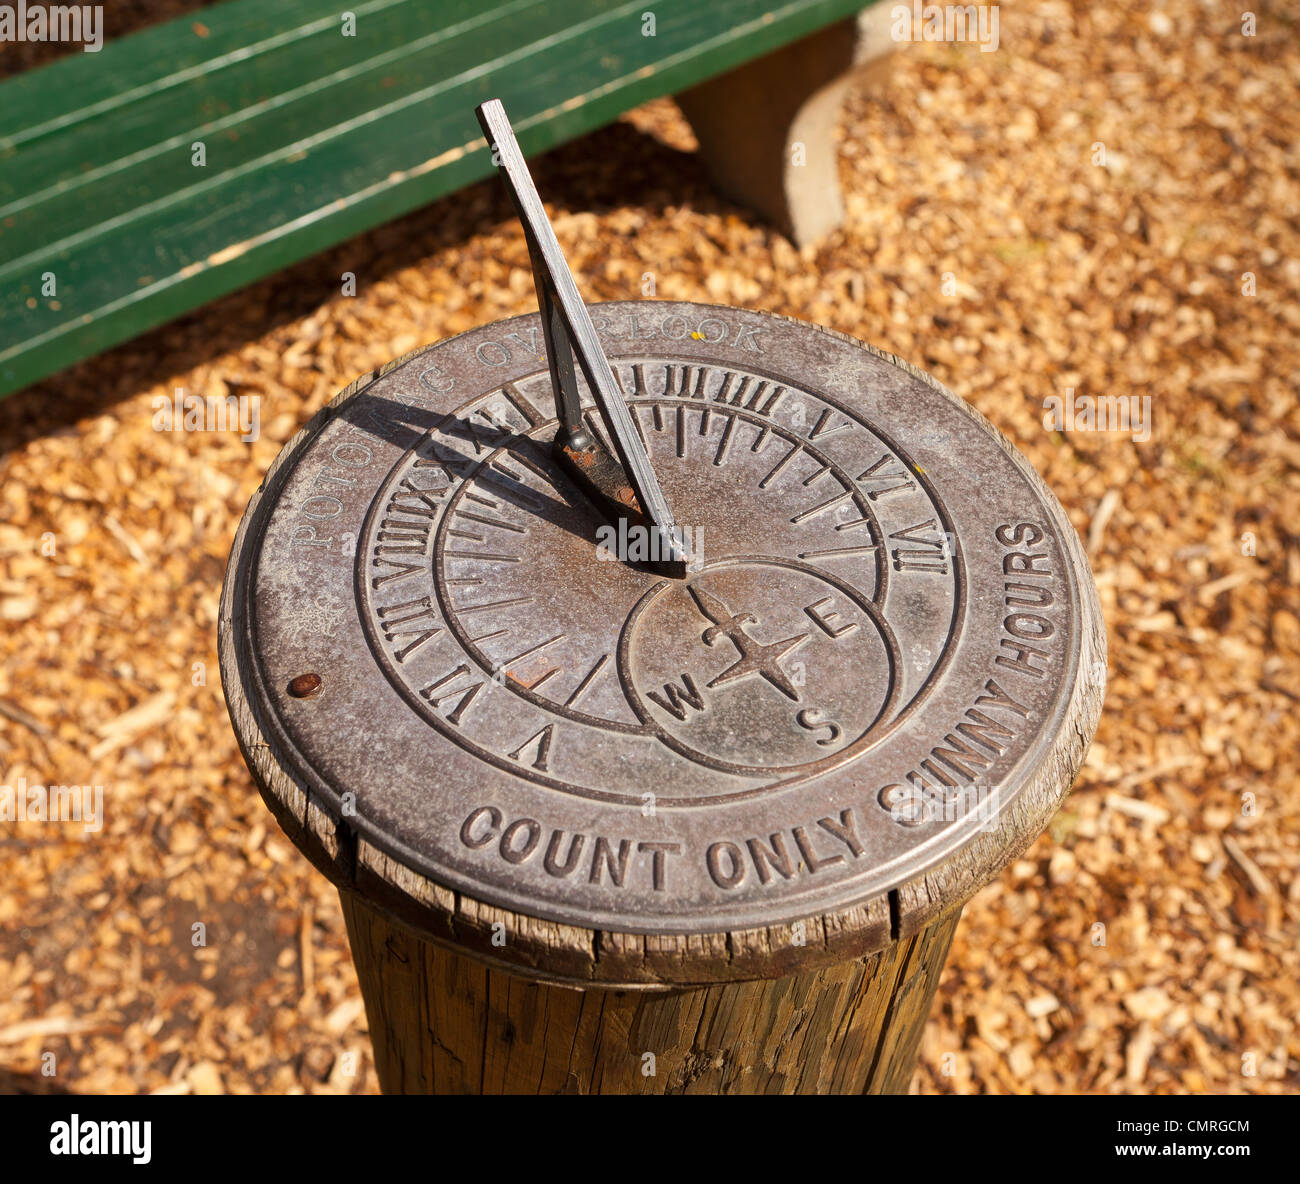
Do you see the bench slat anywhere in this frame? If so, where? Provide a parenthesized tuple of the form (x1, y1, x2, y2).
(1, 0, 532, 198)
(1, 0, 605, 252)
(0, 0, 865, 396)
(0, 0, 358, 141)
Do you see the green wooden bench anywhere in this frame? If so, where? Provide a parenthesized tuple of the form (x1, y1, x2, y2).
(0, 0, 892, 397)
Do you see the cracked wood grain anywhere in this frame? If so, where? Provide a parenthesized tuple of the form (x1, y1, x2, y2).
(340, 890, 963, 1095)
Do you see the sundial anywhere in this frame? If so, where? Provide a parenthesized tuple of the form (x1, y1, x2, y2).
(221, 102, 1104, 963)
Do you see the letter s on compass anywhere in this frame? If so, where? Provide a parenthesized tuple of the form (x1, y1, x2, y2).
(796, 708, 842, 747)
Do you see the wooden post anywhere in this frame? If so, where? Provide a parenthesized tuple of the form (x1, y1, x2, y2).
(339, 890, 961, 1094)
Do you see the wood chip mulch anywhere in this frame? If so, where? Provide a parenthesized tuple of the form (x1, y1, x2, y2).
(1, 0, 1296, 1093)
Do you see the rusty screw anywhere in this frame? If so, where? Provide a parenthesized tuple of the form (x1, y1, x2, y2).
(287, 672, 323, 699)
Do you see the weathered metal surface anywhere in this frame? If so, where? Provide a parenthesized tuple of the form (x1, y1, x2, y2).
(224, 300, 1091, 934)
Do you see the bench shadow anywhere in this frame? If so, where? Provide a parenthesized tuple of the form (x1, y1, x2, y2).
(0, 118, 732, 455)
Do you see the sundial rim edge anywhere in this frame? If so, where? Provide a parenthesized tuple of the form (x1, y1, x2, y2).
(218, 300, 1107, 985)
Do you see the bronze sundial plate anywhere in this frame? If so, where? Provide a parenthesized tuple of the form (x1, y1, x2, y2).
(221, 301, 1102, 937)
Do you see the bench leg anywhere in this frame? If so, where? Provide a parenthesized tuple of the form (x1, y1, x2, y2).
(674, 7, 896, 246)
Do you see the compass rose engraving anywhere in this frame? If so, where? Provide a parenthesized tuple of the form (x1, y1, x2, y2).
(622, 562, 900, 776)
(691, 586, 809, 702)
